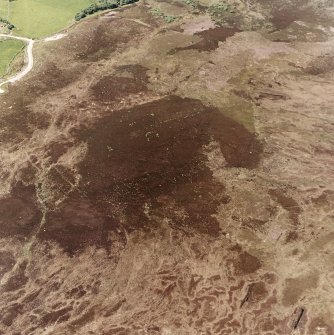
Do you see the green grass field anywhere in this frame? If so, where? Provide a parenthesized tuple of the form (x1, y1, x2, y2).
(9, 0, 93, 38)
(0, 0, 9, 19)
(1, 0, 96, 80)
(0, 38, 24, 77)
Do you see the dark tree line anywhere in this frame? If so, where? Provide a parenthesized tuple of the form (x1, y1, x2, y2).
(75, 0, 139, 21)
(0, 18, 15, 30)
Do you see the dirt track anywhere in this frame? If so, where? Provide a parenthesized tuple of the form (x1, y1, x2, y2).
(0, 34, 34, 92)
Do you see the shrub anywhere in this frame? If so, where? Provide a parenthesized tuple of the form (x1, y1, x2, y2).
(0, 18, 15, 30)
(74, 0, 137, 22)
(164, 15, 177, 23)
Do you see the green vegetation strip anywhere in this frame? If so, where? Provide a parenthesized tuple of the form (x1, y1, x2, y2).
(0, 17, 15, 30)
(0, 38, 24, 77)
(75, 0, 139, 21)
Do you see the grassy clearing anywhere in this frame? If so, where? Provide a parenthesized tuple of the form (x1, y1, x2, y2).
(9, 0, 93, 38)
(0, 38, 24, 77)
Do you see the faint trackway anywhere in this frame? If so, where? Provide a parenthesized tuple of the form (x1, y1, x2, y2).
(0, 34, 34, 93)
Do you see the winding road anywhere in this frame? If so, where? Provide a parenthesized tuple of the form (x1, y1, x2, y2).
(0, 34, 34, 93)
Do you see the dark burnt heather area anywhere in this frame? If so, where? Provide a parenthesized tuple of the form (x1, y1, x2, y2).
(169, 27, 240, 54)
(0, 182, 42, 239)
(38, 96, 262, 254)
(91, 64, 149, 101)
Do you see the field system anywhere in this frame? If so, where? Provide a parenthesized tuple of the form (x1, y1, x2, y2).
(1, 0, 93, 38)
(0, 38, 23, 76)
(0, 0, 94, 80)
(8, 0, 93, 38)
(0, 0, 139, 81)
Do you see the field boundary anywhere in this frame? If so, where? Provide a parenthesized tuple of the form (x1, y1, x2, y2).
(5, 42, 25, 76)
